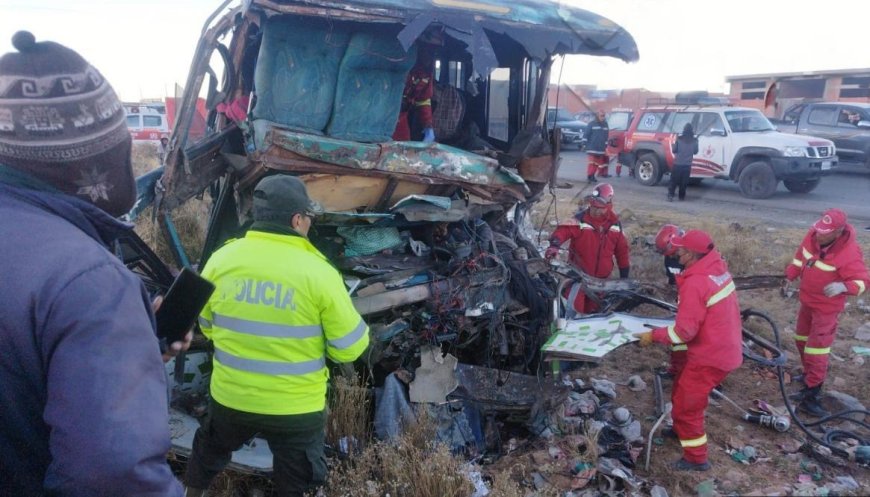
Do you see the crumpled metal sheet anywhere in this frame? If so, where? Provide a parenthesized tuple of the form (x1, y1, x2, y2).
(450, 363, 542, 409)
(267, 128, 527, 188)
(379, 0, 637, 63)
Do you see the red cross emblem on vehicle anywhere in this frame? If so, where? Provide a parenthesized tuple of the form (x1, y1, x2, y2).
(703, 145, 715, 158)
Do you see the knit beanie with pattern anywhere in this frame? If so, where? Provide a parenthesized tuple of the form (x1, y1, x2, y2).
(0, 31, 135, 217)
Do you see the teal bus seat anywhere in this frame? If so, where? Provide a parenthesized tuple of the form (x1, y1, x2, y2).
(326, 31, 416, 143)
(253, 16, 350, 134)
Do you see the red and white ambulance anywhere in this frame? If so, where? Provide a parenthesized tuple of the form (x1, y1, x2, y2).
(124, 103, 170, 142)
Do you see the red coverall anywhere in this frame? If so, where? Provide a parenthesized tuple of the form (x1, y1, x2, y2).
(651, 250, 743, 464)
(549, 208, 630, 313)
(393, 64, 434, 141)
(785, 225, 869, 388)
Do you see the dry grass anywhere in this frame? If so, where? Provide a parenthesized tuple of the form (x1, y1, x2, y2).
(326, 412, 476, 497)
(208, 472, 272, 497)
(327, 374, 372, 459)
(134, 200, 210, 268)
(132, 141, 161, 177)
(130, 142, 210, 268)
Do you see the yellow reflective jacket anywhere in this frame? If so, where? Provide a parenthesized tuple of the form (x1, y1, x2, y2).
(199, 229, 369, 415)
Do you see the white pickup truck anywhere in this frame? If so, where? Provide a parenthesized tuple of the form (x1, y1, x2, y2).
(622, 105, 837, 198)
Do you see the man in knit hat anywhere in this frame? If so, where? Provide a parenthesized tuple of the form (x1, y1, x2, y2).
(0, 32, 184, 496)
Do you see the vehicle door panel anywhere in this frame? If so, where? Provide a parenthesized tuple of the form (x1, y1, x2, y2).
(693, 113, 728, 177)
(834, 105, 866, 159)
(801, 105, 838, 142)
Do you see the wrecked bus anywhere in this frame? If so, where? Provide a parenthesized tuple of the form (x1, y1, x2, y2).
(137, 0, 637, 472)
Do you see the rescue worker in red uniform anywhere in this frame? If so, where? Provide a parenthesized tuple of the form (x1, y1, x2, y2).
(784, 208, 869, 417)
(393, 29, 441, 142)
(654, 224, 687, 376)
(545, 183, 630, 314)
(635, 230, 743, 471)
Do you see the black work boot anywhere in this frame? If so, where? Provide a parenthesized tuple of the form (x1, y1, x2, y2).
(671, 458, 711, 472)
(788, 385, 809, 403)
(798, 385, 830, 418)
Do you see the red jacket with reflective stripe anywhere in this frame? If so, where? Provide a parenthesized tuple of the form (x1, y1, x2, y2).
(785, 225, 869, 313)
(652, 250, 743, 371)
(550, 209, 630, 278)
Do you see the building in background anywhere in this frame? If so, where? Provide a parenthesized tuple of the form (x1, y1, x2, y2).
(547, 85, 726, 117)
(727, 68, 870, 118)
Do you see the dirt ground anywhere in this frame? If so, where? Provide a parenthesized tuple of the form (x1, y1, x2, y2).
(512, 182, 870, 496)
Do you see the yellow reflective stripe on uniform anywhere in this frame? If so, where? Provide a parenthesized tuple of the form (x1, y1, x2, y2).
(804, 346, 831, 355)
(609, 225, 622, 232)
(671, 344, 688, 352)
(794, 335, 809, 342)
(791, 258, 803, 267)
(802, 248, 813, 259)
(680, 434, 708, 448)
(199, 316, 212, 329)
(578, 223, 594, 230)
(667, 325, 684, 345)
(213, 313, 322, 339)
(328, 319, 367, 350)
(855, 280, 866, 295)
(813, 260, 836, 272)
(214, 347, 326, 376)
(415, 99, 431, 106)
(706, 281, 736, 307)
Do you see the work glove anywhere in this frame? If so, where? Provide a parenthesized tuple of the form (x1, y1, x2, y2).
(633, 331, 653, 348)
(545, 246, 560, 260)
(422, 127, 435, 143)
(823, 281, 847, 297)
(619, 267, 630, 279)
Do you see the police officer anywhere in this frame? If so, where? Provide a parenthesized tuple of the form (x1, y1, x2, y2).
(184, 175, 370, 497)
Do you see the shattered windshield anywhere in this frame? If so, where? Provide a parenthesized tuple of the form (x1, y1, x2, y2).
(725, 110, 776, 132)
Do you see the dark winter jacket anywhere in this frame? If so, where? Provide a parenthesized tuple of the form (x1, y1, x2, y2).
(672, 135, 699, 167)
(0, 177, 182, 496)
(584, 118, 610, 154)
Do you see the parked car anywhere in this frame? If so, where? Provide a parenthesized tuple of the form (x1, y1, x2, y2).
(546, 107, 586, 149)
(622, 105, 837, 198)
(773, 102, 870, 168)
(606, 108, 634, 165)
(574, 111, 596, 123)
(131, 0, 638, 470)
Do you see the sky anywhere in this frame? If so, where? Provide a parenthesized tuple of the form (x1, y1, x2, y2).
(2, 0, 868, 101)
